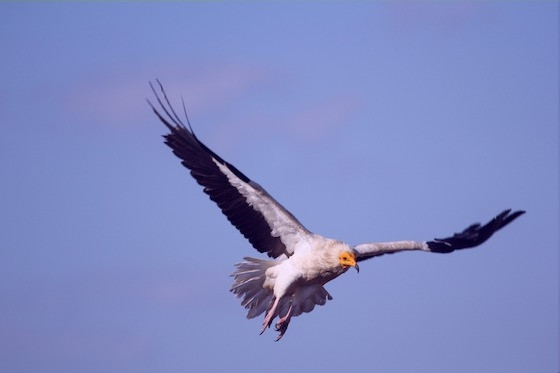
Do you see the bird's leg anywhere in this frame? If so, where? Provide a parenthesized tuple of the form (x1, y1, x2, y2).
(274, 305, 293, 341)
(275, 304, 292, 331)
(260, 297, 279, 334)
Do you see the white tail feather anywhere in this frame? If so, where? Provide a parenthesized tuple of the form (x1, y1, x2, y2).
(230, 257, 277, 319)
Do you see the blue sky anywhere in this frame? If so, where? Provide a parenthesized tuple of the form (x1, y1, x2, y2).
(0, 2, 557, 372)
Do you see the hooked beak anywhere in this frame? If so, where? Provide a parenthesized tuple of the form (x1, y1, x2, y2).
(354, 263, 360, 273)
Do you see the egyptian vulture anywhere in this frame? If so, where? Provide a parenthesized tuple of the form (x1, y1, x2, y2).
(148, 81, 525, 341)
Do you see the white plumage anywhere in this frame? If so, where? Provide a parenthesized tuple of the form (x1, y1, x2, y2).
(149, 81, 525, 341)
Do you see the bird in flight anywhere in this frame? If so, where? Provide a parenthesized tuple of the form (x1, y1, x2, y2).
(148, 81, 525, 341)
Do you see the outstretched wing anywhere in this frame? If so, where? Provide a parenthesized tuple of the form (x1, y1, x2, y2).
(354, 209, 525, 261)
(149, 81, 310, 258)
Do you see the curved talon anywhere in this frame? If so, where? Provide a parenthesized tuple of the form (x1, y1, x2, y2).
(274, 305, 293, 340)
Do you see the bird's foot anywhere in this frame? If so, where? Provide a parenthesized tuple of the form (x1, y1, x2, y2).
(274, 305, 292, 331)
(274, 321, 289, 341)
(274, 305, 292, 341)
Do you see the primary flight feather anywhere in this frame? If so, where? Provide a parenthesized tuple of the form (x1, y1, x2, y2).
(148, 81, 525, 341)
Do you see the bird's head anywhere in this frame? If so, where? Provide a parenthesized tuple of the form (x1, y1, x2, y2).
(338, 251, 359, 273)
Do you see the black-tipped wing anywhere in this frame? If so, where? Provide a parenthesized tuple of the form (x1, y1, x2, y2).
(426, 209, 525, 253)
(354, 209, 525, 261)
(149, 81, 310, 258)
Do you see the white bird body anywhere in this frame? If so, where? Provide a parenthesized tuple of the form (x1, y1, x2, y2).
(232, 234, 356, 338)
(264, 237, 351, 294)
(149, 81, 525, 341)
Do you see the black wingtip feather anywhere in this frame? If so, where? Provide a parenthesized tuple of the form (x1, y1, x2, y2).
(427, 209, 525, 253)
(149, 80, 289, 258)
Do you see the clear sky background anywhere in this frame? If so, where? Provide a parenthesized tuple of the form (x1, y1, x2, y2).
(0, 2, 558, 373)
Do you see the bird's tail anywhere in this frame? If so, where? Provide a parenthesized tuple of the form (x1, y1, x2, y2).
(230, 257, 277, 319)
